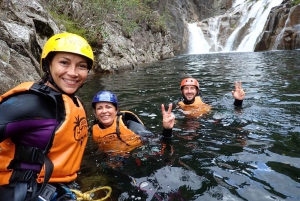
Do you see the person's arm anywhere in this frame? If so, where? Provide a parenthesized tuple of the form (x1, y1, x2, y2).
(231, 81, 245, 107)
(126, 119, 154, 137)
(161, 103, 175, 138)
(172, 98, 180, 109)
(233, 99, 243, 107)
(161, 128, 172, 138)
(0, 92, 57, 147)
(0, 92, 58, 174)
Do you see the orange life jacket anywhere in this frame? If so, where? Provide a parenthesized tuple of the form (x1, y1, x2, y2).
(92, 111, 144, 156)
(0, 82, 88, 185)
(178, 96, 211, 118)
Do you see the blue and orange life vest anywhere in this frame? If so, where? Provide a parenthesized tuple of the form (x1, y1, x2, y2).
(92, 111, 148, 156)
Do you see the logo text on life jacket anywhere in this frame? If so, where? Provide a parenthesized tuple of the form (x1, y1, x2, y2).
(73, 116, 88, 142)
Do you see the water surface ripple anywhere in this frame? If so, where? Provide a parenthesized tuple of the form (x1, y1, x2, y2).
(78, 50, 300, 201)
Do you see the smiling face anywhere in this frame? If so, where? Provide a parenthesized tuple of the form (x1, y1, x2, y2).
(95, 102, 118, 128)
(49, 52, 88, 95)
(181, 85, 198, 101)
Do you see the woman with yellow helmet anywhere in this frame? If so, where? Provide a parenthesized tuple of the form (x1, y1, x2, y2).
(0, 32, 94, 201)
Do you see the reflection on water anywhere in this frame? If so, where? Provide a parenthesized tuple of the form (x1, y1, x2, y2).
(78, 50, 300, 201)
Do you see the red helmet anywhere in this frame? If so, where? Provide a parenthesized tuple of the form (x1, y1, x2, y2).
(180, 78, 199, 90)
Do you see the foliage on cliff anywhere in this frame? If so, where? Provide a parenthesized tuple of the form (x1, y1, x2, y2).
(42, 0, 169, 48)
(292, 0, 300, 5)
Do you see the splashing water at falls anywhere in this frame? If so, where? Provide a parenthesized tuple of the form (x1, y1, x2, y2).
(232, 0, 247, 7)
(187, 23, 210, 54)
(189, 0, 283, 53)
(235, 0, 283, 52)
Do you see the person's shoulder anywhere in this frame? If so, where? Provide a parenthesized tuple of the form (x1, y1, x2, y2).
(0, 90, 55, 118)
(119, 111, 140, 121)
(173, 97, 182, 105)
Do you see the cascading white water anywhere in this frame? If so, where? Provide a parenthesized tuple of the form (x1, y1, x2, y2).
(232, 0, 247, 7)
(224, 0, 283, 52)
(188, 0, 283, 54)
(236, 0, 283, 51)
(187, 23, 210, 54)
(208, 17, 222, 52)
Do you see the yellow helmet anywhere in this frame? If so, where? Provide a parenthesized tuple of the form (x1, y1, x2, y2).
(40, 32, 94, 71)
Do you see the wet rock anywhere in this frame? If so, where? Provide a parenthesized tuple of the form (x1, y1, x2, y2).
(255, 3, 300, 51)
(0, 0, 59, 94)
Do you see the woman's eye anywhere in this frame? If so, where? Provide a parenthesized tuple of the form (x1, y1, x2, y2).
(78, 64, 88, 70)
(60, 60, 68, 65)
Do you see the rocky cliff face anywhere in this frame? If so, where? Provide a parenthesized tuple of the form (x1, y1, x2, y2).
(255, 0, 300, 51)
(0, 0, 59, 95)
(94, 19, 174, 74)
(0, 0, 174, 94)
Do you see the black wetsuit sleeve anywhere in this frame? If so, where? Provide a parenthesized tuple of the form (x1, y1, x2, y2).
(234, 99, 243, 107)
(0, 92, 57, 147)
(161, 128, 172, 139)
(123, 114, 173, 139)
(125, 118, 155, 137)
(172, 99, 180, 109)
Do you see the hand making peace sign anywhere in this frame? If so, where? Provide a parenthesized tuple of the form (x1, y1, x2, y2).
(161, 103, 175, 129)
(231, 81, 245, 100)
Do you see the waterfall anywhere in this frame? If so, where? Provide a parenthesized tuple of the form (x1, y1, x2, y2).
(188, 0, 283, 54)
(187, 23, 210, 54)
(236, 0, 284, 51)
(207, 17, 223, 52)
(232, 0, 247, 7)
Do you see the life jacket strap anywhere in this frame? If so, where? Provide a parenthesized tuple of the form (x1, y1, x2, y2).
(116, 115, 130, 146)
(8, 146, 44, 182)
(26, 156, 54, 201)
(9, 145, 45, 167)
(9, 170, 35, 182)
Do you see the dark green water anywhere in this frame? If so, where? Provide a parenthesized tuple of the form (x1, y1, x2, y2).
(77, 50, 300, 201)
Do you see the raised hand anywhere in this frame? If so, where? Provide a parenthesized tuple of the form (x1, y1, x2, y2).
(161, 103, 175, 129)
(231, 81, 245, 100)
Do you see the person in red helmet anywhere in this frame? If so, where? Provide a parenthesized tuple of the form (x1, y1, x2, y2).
(176, 78, 245, 117)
